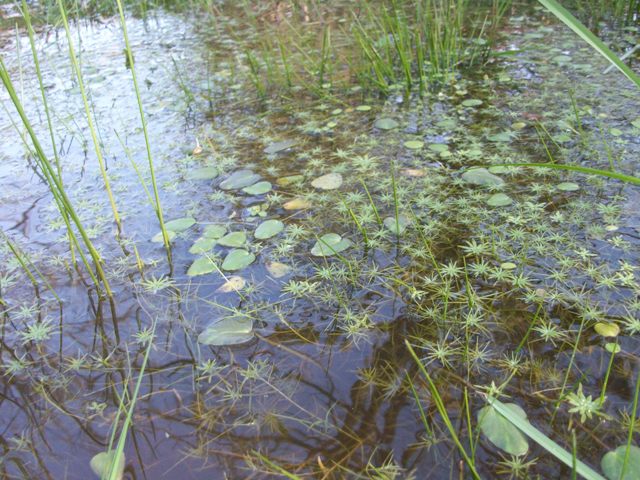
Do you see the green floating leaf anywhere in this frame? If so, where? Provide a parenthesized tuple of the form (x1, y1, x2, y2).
(311, 233, 352, 257)
(255, 219, 284, 240)
(429, 143, 449, 153)
(187, 256, 217, 277)
(594, 322, 620, 338)
(487, 193, 513, 207)
(605, 343, 621, 354)
(631, 118, 640, 129)
(164, 217, 196, 232)
(404, 140, 424, 150)
(374, 118, 399, 130)
(202, 224, 227, 239)
(311, 172, 343, 190)
(187, 166, 218, 180)
(356, 105, 372, 111)
(222, 249, 255, 271)
(601, 445, 640, 480)
(151, 230, 176, 243)
(189, 237, 217, 254)
(383, 215, 411, 236)
(557, 182, 580, 192)
(477, 403, 529, 456)
(197, 315, 253, 346)
(218, 231, 247, 248)
(242, 181, 272, 195)
(461, 168, 505, 187)
(462, 99, 483, 107)
(220, 169, 261, 190)
(264, 139, 296, 155)
(90, 451, 125, 480)
(277, 175, 304, 186)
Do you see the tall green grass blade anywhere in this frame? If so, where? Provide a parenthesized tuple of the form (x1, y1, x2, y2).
(538, 0, 640, 89)
(486, 397, 606, 480)
(115, 0, 172, 263)
(491, 163, 640, 185)
(405, 340, 482, 480)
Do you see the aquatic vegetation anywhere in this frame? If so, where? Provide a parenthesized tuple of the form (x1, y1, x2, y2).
(1, 0, 640, 479)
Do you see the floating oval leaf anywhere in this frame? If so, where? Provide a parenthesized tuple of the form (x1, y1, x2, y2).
(197, 315, 254, 346)
(501, 262, 517, 270)
(284, 198, 311, 210)
(429, 143, 449, 153)
(557, 182, 580, 192)
(218, 231, 247, 248)
(277, 175, 304, 186)
(255, 219, 284, 240)
(461, 168, 505, 187)
(242, 181, 272, 195)
(151, 230, 176, 243)
(187, 166, 218, 180)
(605, 343, 621, 354)
(189, 237, 217, 254)
(601, 445, 640, 480)
(220, 169, 261, 190)
(404, 140, 424, 150)
(311, 233, 353, 257)
(477, 403, 529, 456)
(374, 118, 399, 130)
(187, 256, 217, 277)
(202, 225, 227, 239)
(487, 193, 513, 207)
(462, 99, 483, 107)
(90, 451, 125, 480)
(164, 217, 196, 232)
(594, 322, 620, 338)
(264, 139, 296, 154)
(311, 173, 343, 190)
(222, 249, 256, 271)
(356, 105, 371, 111)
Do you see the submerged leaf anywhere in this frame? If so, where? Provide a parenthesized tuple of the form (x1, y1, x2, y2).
(197, 315, 253, 346)
(266, 261, 291, 278)
(90, 451, 125, 480)
(477, 403, 529, 456)
(255, 219, 284, 240)
(383, 215, 411, 235)
(276, 175, 304, 186)
(311, 173, 343, 190)
(221, 249, 255, 271)
(601, 445, 640, 480)
(264, 139, 296, 154)
(311, 233, 353, 257)
(216, 276, 246, 293)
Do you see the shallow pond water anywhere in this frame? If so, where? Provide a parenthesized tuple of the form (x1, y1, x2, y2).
(1, 1, 640, 479)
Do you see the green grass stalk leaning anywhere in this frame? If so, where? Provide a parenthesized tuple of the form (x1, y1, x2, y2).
(115, 0, 172, 262)
(57, 0, 123, 232)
